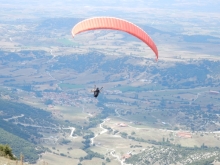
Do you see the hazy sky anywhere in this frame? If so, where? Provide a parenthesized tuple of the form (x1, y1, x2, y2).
(2, 0, 220, 13)
(1, 0, 220, 36)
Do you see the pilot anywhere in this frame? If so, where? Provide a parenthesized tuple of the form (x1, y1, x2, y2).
(91, 86, 103, 98)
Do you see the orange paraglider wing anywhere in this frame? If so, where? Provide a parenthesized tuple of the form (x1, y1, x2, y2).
(71, 17, 158, 60)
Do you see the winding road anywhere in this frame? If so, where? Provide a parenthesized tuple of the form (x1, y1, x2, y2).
(62, 127, 76, 137)
(90, 119, 108, 145)
(3, 114, 24, 121)
(89, 118, 131, 165)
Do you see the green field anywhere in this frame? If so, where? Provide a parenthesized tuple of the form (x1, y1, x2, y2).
(115, 84, 164, 92)
(58, 83, 85, 90)
(57, 38, 78, 46)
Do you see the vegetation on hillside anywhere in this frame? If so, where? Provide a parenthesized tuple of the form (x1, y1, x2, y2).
(126, 145, 220, 165)
(0, 128, 44, 163)
(0, 144, 16, 160)
(0, 98, 56, 142)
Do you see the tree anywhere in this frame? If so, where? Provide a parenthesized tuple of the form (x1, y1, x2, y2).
(35, 91, 42, 97)
(106, 157, 111, 162)
(131, 131, 136, 135)
(0, 144, 16, 160)
(44, 99, 53, 105)
(120, 132, 128, 138)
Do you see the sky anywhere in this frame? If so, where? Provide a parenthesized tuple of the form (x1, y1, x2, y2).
(2, 0, 220, 13)
(1, 0, 220, 36)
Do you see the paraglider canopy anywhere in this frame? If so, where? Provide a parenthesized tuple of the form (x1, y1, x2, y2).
(72, 17, 158, 60)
